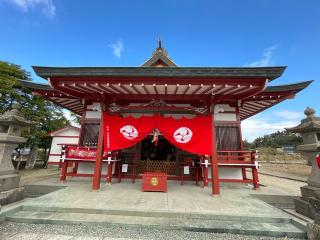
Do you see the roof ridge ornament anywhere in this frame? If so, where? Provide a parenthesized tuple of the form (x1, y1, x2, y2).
(158, 36, 162, 49)
(141, 38, 178, 67)
(153, 37, 168, 56)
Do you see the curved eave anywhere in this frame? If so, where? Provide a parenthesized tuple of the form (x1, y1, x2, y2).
(18, 79, 53, 91)
(32, 66, 286, 81)
(18, 79, 84, 115)
(263, 80, 313, 93)
(239, 80, 313, 121)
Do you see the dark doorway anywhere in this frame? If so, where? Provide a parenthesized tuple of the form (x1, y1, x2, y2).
(141, 135, 176, 161)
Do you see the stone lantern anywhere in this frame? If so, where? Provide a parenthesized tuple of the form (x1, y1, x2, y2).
(288, 107, 320, 239)
(0, 103, 31, 205)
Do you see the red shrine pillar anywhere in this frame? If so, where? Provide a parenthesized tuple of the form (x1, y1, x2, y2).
(237, 106, 247, 180)
(92, 109, 105, 190)
(211, 108, 220, 195)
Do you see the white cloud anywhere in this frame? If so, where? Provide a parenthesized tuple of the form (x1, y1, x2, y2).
(246, 44, 279, 67)
(273, 110, 304, 120)
(242, 110, 302, 142)
(6, 0, 56, 19)
(63, 109, 80, 128)
(109, 40, 124, 58)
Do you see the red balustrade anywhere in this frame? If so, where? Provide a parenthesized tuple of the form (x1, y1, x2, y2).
(201, 150, 259, 189)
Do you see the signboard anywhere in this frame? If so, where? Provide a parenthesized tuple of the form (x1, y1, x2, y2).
(184, 166, 190, 175)
(122, 164, 128, 173)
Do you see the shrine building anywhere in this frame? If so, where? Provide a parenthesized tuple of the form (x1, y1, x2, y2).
(20, 41, 312, 195)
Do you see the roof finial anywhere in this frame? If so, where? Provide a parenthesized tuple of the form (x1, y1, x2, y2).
(158, 36, 162, 49)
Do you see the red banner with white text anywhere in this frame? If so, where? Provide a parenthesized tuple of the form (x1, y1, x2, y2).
(103, 113, 212, 155)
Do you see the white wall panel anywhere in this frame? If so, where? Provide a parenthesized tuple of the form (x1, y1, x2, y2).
(214, 113, 237, 122)
(207, 167, 242, 180)
(77, 162, 109, 174)
(85, 111, 101, 119)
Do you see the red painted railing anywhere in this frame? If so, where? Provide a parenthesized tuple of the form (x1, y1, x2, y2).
(217, 150, 257, 162)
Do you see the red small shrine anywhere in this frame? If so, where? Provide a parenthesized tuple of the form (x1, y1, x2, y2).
(21, 40, 312, 195)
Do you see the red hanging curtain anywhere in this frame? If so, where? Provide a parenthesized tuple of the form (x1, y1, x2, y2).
(103, 113, 212, 155)
(157, 115, 212, 155)
(103, 113, 156, 151)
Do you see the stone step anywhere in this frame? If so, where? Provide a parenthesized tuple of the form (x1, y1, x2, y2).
(21, 205, 291, 223)
(6, 210, 306, 238)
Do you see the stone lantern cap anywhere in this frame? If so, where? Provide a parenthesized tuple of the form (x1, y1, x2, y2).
(287, 107, 320, 133)
(0, 103, 32, 126)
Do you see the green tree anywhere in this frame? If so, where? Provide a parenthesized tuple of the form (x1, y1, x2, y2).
(250, 130, 302, 149)
(0, 61, 31, 113)
(0, 61, 70, 168)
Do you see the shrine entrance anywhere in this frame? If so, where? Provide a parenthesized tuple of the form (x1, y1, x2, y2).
(119, 133, 200, 178)
(141, 135, 176, 161)
(140, 135, 177, 175)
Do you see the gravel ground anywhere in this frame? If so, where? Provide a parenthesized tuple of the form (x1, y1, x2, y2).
(19, 167, 59, 185)
(260, 163, 311, 181)
(0, 222, 304, 240)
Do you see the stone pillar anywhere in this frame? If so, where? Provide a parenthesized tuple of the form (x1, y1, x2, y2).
(0, 104, 31, 206)
(288, 107, 320, 239)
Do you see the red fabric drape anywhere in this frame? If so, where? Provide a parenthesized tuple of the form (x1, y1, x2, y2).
(103, 113, 212, 155)
(103, 113, 156, 151)
(157, 116, 212, 155)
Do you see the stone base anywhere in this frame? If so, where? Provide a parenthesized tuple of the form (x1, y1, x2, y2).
(294, 197, 312, 218)
(0, 187, 24, 205)
(0, 174, 21, 192)
(301, 185, 320, 201)
(309, 197, 320, 223)
(307, 222, 320, 240)
(295, 185, 320, 223)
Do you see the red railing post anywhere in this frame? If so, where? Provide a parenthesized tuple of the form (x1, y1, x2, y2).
(251, 150, 259, 189)
(60, 161, 68, 181)
(241, 151, 247, 180)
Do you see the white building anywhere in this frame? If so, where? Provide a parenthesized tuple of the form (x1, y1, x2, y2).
(48, 126, 80, 165)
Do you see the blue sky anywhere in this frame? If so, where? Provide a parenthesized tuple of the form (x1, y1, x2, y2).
(0, 0, 319, 141)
